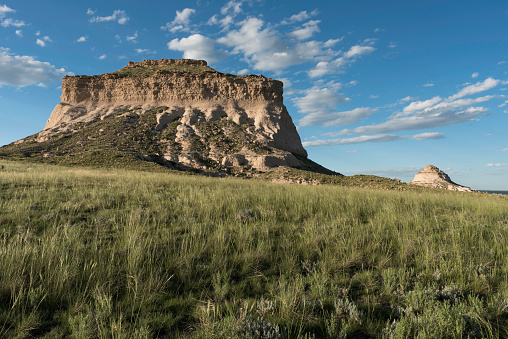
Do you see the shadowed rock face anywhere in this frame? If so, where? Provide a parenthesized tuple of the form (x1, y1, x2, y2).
(9, 59, 319, 174)
(410, 165, 474, 192)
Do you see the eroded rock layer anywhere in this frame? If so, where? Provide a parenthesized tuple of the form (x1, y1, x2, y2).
(8, 59, 322, 174)
(410, 165, 474, 192)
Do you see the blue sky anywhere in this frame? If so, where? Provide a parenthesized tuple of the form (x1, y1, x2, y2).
(1, 0, 507, 189)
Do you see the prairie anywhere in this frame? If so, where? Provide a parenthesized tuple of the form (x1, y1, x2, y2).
(0, 160, 507, 338)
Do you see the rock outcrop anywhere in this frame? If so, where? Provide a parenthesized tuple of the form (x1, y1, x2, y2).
(410, 165, 474, 192)
(4, 59, 334, 175)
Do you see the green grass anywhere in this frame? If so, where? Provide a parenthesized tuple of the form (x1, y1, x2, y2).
(110, 64, 216, 78)
(0, 160, 507, 338)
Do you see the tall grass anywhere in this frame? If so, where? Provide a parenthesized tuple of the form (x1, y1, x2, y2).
(0, 160, 507, 338)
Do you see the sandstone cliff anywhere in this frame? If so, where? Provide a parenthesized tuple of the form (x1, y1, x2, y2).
(4, 59, 334, 175)
(410, 165, 474, 192)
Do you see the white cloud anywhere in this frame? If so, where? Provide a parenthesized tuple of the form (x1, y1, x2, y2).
(303, 134, 403, 147)
(86, 8, 96, 15)
(374, 28, 384, 33)
(218, 18, 281, 57)
(411, 132, 445, 140)
(343, 45, 375, 59)
(324, 38, 343, 47)
(135, 48, 156, 54)
(472, 72, 479, 78)
(423, 83, 434, 87)
(89, 10, 129, 25)
(1, 18, 25, 27)
(161, 8, 195, 33)
(0, 5, 15, 18)
(294, 86, 348, 113)
(76, 36, 87, 42)
(221, 0, 242, 16)
(303, 131, 448, 147)
(15, 30, 22, 37)
(126, 32, 138, 42)
(288, 20, 320, 40)
(400, 96, 442, 116)
(400, 96, 415, 102)
(294, 83, 379, 127)
(168, 34, 226, 63)
(0, 5, 24, 27)
(448, 77, 500, 100)
(281, 10, 319, 24)
(346, 150, 359, 153)
(35, 35, 51, 47)
(340, 106, 488, 135)
(502, 148, 508, 152)
(486, 163, 508, 167)
(0, 49, 67, 87)
(369, 95, 378, 99)
(388, 42, 397, 48)
(308, 43, 375, 78)
(237, 68, 249, 75)
(99, 54, 107, 60)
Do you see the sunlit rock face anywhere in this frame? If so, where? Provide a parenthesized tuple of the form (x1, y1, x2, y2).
(29, 59, 311, 172)
(410, 165, 475, 192)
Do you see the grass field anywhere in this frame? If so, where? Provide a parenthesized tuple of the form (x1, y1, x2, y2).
(0, 159, 507, 338)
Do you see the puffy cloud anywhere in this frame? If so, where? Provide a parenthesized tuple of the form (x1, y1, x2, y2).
(294, 84, 379, 127)
(288, 20, 320, 40)
(218, 18, 281, 56)
(86, 8, 96, 15)
(303, 134, 403, 147)
(15, 29, 22, 37)
(0, 5, 25, 27)
(0, 5, 15, 18)
(89, 10, 129, 25)
(99, 54, 107, 60)
(448, 77, 499, 100)
(168, 34, 226, 63)
(126, 32, 138, 42)
(300, 106, 376, 127)
(423, 83, 434, 87)
(294, 86, 348, 114)
(217, 17, 334, 72)
(399, 96, 442, 116)
(1, 18, 25, 27)
(35, 35, 51, 47)
(336, 78, 499, 135)
(76, 36, 87, 42)
(472, 72, 479, 78)
(161, 8, 196, 33)
(308, 43, 375, 78)
(343, 45, 375, 59)
(0, 48, 67, 87)
(281, 9, 319, 24)
(221, 0, 242, 16)
(324, 38, 343, 47)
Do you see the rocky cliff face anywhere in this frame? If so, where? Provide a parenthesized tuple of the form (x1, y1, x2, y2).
(5, 59, 329, 175)
(410, 165, 474, 192)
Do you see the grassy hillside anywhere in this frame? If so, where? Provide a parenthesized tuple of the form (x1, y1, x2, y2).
(0, 160, 507, 338)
